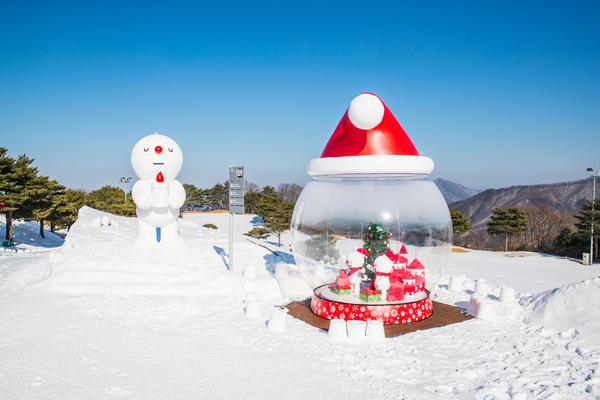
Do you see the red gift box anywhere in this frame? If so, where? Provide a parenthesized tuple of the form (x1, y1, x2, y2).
(335, 270, 351, 288)
(388, 281, 406, 302)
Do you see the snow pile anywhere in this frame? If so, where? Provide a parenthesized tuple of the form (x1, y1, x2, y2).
(525, 277, 600, 345)
(43, 207, 268, 297)
(0, 215, 64, 252)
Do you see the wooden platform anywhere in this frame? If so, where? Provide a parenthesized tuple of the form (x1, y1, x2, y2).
(287, 299, 472, 337)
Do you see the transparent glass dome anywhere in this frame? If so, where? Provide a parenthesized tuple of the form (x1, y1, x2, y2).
(291, 176, 452, 291)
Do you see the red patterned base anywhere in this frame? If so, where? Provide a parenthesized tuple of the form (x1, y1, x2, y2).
(310, 284, 433, 325)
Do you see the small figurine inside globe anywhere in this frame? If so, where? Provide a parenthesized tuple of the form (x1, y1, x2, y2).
(291, 93, 452, 325)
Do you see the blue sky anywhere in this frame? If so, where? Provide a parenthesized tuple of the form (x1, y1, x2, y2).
(1, 1, 599, 190)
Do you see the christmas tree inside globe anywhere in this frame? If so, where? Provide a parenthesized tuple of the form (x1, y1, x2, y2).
(362, 223, 391, 280)
(290, 93, 452, 325)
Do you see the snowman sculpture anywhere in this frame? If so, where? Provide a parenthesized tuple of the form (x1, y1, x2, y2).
(131, 133, 186, 244)
(345, 248, 368, 295)
(374, 255, 393, 301)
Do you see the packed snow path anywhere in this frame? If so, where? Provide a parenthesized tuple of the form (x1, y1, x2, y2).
(1, 207, 599, 399)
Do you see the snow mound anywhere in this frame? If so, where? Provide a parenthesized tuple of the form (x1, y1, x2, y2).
(43, 207, 267, 297)
(525, 277, 600, 345)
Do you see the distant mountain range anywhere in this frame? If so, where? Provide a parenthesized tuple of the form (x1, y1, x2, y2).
(433, 178, 482, 203)
(449, 179, 594, 231)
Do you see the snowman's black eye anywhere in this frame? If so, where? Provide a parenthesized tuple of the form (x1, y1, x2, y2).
(168, 148, 173, 152)
(143, 147, 149, 152)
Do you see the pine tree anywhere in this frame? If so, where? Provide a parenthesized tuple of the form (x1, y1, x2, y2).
(86, 186, 136, 216)
(552, 226, 577, 256)
(12, 154, 41, 217)
(574, 199, 600, 260)
(255, 189, 279, 221)
(183, 183, 204, 206)
(0, 151, 39, 241)
(266, 201, 293, 247)
(205, 182, 229, 209)
(0, 148, 17, 241)
(29, 178, 65, 238)
(47, 189, 86, 231)
(487, 208, 527, 252)
(255, 189, 293, 247)
(261, 185, 276, 195)
(244, 191, 263, 214)
(244, 227, 270, 240)
(451, 210, 471, 236)
(361, 223, 391, 280)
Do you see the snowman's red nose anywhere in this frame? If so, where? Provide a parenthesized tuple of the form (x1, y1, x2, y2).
(155, 146, 163, 154)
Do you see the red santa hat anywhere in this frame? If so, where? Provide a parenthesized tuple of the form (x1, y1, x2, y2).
(385, 251, 398, 263)
(356, 248, 369, 257)
(308, 93, 434, 177)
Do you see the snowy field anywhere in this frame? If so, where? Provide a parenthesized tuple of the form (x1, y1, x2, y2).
(1, 207, 600, 399)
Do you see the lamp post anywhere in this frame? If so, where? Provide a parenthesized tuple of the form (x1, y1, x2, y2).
(120, 176, 132, 201)
(587, 168, 598, 265)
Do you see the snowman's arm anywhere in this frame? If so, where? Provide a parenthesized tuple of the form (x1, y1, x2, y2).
(168, 180, 186, 209)
(132, 180, 152, 210)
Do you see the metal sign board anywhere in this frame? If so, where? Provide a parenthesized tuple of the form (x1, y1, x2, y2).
(229, 205, 245, 214)
(229, 166, 245, 182)
(228, 166, 245, 214)
(229, 189, 245, 198)
(229, 197, 244, 206)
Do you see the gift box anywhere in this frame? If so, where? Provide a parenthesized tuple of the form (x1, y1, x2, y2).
(335, 270, 351, 288)
(329, 282, 352, 295)
(331, 287, 352, 295)
(329, 270, 353, 295)
(359, 288, 381, 302)
(388, 282, 405, 302)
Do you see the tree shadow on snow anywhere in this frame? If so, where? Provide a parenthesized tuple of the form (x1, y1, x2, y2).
(250, 216, 263, 226)
(0, 226, 64, 249)
(212, 245, 230, 270)
(263, 251, 295, 276)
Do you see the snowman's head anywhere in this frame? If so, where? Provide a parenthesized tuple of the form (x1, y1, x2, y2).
(374, 255, 393, 273)
(131, 133, 183, 181)
(346, 252, 365, 268)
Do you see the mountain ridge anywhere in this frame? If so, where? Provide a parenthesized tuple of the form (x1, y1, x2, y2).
(450, 178, 594, 231)
(433, 178, 482, 203)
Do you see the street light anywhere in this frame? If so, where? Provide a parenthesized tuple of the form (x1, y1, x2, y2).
(586, 168, 598, 265)
(120, 176, 132, 201)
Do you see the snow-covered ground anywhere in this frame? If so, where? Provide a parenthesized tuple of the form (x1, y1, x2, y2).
(444, 250, 598, 294)
(0, 215, 64, 253)
(1, 207, 599, 399)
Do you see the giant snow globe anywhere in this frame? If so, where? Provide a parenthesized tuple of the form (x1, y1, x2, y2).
(291, 93, 452, 324)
